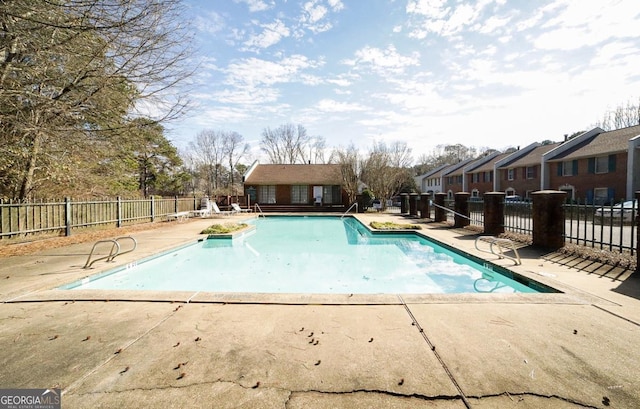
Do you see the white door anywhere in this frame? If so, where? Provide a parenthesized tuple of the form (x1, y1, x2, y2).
(313, 186, 323, 205)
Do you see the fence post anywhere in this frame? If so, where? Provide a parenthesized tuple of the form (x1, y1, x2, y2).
(636, 191, 639, 273)
(454, 192, 470, 228)
(532, 190, 567, 250)
(64, 197, 72, 236)
(116, 196, 122, 228)
(420, 193, 431, 219)
(175, 196, 179, 213)
(434, 193, 447, 222)
(409, 193, 419, 216)
(483, 192, 505, 236)
(150, 196, 155, 222)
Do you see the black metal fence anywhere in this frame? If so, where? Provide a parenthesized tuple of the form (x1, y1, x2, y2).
(443, 198, 636, 255)
(0, 197, 202, 239)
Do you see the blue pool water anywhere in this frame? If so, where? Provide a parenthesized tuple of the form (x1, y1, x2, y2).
(67, 216, 546, 294)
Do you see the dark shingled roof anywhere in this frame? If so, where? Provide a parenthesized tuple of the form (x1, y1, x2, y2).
(244, 164, 343, 185)
(499, 143, 561, 168)
(469, 152, 511, 173)
(547, 125, 640, 161)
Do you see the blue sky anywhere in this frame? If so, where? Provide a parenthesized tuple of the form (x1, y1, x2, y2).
(168, 0, 640, 163)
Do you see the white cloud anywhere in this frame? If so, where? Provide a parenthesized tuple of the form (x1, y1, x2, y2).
(243, 19, 290, 50)
(194, 11, 226, 34)
(234, 0, 274, 13)
(315, 98, 367, 113)
(532, 0, 640, 50)
(327, 0, 344, 12)
(344, 45, 420, 75)
(298, 0, 346, 34)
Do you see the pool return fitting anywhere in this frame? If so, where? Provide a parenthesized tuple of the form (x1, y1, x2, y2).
(83, 236, 137, 269)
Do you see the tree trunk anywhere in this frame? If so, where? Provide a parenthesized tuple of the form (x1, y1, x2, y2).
(18, 132, 43, 199)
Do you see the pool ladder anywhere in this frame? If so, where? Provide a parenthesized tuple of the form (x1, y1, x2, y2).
(253, 203, 265, 217)
(341, 202, 358, 219)
(474, 236, 521, 265)
(83, 236, 137, 269)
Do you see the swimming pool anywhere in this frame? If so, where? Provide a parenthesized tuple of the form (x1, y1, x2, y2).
(65, 216, 551, 294)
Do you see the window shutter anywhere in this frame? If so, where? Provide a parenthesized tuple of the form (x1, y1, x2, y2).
(557, 163, 562, 176)
(588, 158, 595, 173)
(608, 187, 615, 203)
(608, 155, 616, 172)
(533, 166, 537, 178)
(586, 190, 594, 204)
(572, 160, 578, 175)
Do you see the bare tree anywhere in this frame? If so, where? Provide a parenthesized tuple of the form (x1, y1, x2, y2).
(361, 141, 413, 209)
(591, 97, 640, 131)
(0, 0, 194, 199)
(189, 130, 226, 195)
(330, 144, 361, 204)
(223, 132, 250, 194)
(310, 135, 327, 164)
(260, 124, 311, 164)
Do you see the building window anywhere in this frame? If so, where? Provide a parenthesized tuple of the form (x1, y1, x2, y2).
(259, 185, 276, 204)
(526, 166, 535, 179)
(594, 156, 608, 174)
(562, 160, 573, 176)
(507, 169, 514, 181)
(291, 185, 308, 204)
(593, 188, 608, 205)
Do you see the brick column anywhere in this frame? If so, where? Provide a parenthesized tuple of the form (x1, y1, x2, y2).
(420, 193, 431, 219)
(434, 193, 447, 222)
(454, 192, 470, 228)
(532, 190, 567, 250)
(400, 193, 409, 214)
(483, 192, 505, 236)
(409, 193, 419, 216)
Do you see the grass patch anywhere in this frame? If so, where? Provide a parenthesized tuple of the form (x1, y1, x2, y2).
(370, 221, 421, 230)
(201, 223, 248, 235)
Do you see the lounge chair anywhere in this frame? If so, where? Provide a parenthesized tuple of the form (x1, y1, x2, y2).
(190, 197, 212, 218)
(212, 202, 233, 216)
(231, 203, 251, 213)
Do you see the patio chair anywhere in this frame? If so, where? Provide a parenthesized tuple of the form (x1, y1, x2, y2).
(212, 202, 233, 216)
(231, 203, 251, 213)
(190, 197, 212, 218)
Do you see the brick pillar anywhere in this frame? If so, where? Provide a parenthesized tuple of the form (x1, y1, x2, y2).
(409, 193, 419, 216)
(356, 194, 365, 213)
(484, 192, 505, 236)
(454, 192, 470, 228)
(636, 191, 640, 273)
(532, 190, 567, 250)
(434, 193, 447, 222)
(420, 193, 431, 219)
(400, 193, 409, 214)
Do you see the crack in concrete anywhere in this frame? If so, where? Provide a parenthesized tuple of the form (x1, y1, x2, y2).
(467, 391, 601, 408)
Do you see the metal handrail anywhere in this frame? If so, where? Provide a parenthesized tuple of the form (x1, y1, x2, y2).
(474, 236, 521, 265)
(84, 240, 120, 269)
(83, 236, 137, 268)
(431, 201, 472, 221)
(107, 236, 137, 261)
(341, 202, 358, 219)
(253, 203, 265, 217)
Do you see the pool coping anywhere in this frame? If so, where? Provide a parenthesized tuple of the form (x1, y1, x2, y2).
(4, 215, 620, 307)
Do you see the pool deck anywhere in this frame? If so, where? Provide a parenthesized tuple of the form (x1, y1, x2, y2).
(1, 213, 639, 408)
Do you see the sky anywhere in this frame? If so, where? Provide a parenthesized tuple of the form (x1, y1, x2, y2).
(167, 0, 640, 163)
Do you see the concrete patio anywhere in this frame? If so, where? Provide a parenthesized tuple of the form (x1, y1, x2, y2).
(1, 213, 639, 408)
